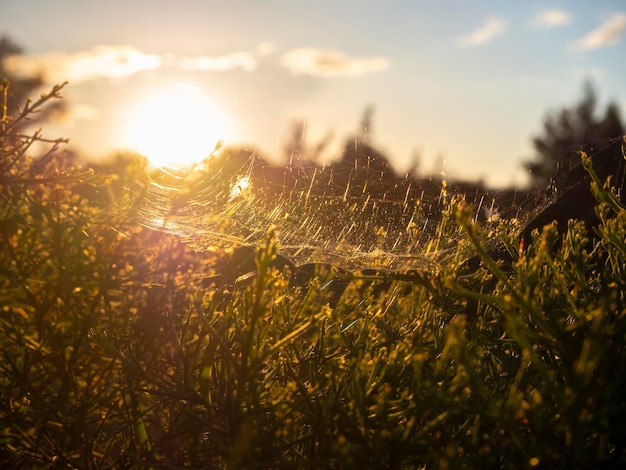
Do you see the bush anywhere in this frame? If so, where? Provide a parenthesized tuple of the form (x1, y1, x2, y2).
(1, 83, 625, 468)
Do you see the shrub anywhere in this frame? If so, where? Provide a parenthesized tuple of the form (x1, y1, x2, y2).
(1, 83, 625, 468)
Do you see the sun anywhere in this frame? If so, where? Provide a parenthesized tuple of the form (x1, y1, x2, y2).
(119, 82, 233, 169)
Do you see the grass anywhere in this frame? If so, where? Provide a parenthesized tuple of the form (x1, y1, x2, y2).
(1, 83, 626, 469)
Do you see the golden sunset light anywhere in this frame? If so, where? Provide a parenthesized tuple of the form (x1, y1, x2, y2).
(3, 2, 624, 185)
(3, 1, 626, 467)
(118, 82, 233, 168)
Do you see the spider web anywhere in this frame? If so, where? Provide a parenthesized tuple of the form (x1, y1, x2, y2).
(128, 138, 625, 271)
(130, 144, 534, 272)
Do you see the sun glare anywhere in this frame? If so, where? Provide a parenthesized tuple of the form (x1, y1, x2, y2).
(120, 82, 233, 169)
(229, 175, 251, 200)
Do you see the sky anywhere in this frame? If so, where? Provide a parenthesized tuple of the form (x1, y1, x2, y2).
(1, 0, 625, 187)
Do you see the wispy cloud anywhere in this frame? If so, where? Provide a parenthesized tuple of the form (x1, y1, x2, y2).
(281, 48, 389, 77)
(574, 12, 626, 51)
(458, 17, 507, 47)
(3, 46, 261, 83)
(178, 52, 257, 72)
(3, 45, 162, 83)
(534, 9, 572, 27)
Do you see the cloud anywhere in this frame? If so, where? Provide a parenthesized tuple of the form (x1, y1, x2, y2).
(534, 9, 572, 27)
(3, 46, 259, 83)
(3, 45, 162, 83)
(178, 52, 257, 72)
(458, 17, 507, 47)
(574, 12, 626, 50)
(280, 48, 389, 77)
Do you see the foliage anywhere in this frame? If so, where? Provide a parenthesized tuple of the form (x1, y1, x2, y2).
(1, 84, 626, 469)
(0, 36, 65, 129)
(526, 80, 625, 189)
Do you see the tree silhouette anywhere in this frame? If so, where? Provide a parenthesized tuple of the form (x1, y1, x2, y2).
(525, 80, 625, 188)
(339, 106, 389, 174)
(282, 118, 333, 166)
(358, 104, 375, 146)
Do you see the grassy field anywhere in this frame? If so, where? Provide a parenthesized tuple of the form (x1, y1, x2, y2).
(2, 85, 626, 469)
